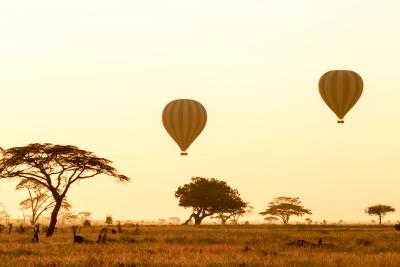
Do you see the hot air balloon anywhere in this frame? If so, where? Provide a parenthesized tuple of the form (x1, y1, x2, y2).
(162, 99, 207, 155)
(319, 70, 363, 123)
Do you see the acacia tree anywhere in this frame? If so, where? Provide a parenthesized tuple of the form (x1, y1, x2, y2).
(175, 177, 247, 225)
(58, 211, 79, 226)
(264, 216, 279, 224)
(365, 204, 395, 225)
(305, 218, 312, 224)
(169, 217, 181, 224)
(259, 196, 312, 224)
(230, 204, 253, 224)
(0, 209, 9, 225)
(0, 143, 130, 236)
(212, 203, 253, 225)
(78, 211, 92, 226)
(105, 214, 113, 225)
(211, 213, 231, 225)
(17, 180, 71, 225)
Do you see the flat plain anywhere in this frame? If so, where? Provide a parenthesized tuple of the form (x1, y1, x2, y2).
(0, 224, 400, 266)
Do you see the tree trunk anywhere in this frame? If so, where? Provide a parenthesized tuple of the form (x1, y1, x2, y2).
(183, 213, 194, 225)
(379, 215, 382, 225)
(46, 200, 62, 236)
(32, 211, 39, 225)
(194, 215, 203, 225)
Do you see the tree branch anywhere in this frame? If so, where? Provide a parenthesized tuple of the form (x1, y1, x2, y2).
(17, 175, 50, 189)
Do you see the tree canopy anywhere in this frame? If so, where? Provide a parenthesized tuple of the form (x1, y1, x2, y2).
(105, 214, 113, 225)
(175, 177, 247, 225)
(365, 204, 395, 225)
(0, 143, 130, 236)
(264, 216, 280, 224)
(259, 196, 312, 224)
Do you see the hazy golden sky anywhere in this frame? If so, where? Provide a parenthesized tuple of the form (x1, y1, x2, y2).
(1, 0, 400, 223)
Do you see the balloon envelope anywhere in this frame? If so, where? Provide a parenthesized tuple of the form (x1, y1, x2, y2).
(319, 70, 363, 123)
(162, 99, 207, 155)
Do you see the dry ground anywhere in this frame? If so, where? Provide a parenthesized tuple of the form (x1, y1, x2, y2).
(0, 224, 400, 266)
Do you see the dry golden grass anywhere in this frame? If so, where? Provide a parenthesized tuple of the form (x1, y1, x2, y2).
(1, 224, 400, 266)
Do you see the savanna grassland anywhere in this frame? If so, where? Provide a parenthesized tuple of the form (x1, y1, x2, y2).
(1, 224, 400, 266)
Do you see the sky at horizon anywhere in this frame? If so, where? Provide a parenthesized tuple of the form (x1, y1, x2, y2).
(1, 1, 400, 224)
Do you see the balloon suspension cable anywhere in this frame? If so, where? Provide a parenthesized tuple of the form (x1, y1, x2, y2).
(180, 152, 188, 156)
(337, 120, 344, 124)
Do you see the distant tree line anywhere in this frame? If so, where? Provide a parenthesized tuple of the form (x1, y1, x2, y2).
(174, 177, 399, 226)
(0, 143, 398, 236)
(174, 177, 313, 225)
